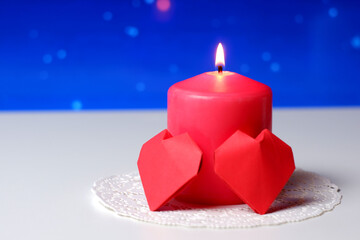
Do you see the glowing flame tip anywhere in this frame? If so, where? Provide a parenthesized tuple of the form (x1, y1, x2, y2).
(215, 43, 225, 68)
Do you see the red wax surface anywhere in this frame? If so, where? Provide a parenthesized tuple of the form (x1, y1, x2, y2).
(167, 71, 272, 205)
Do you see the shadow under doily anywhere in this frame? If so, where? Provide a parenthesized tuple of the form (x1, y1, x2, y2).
(92, 169, 342, 228)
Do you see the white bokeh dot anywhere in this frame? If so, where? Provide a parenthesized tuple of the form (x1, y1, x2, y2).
(240, 64, 250, 73)
(351, 36, 360, 49)
(125, 26, 139, 38)
(136, 82, 146, 92)
(103, 11, 113, 21)
(328, 7, 338, 18)
(43, 54, 52, 64)
(262, 52, 271, 62)
(57, 49, 67, 59)
(270, 62, 280, 72)
(72, 100, 83, 111)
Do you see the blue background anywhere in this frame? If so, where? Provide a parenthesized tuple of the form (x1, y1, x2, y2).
(0, 0, 359, 111)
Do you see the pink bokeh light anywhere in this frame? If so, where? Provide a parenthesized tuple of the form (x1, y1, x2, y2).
(156, 0, 170, 12)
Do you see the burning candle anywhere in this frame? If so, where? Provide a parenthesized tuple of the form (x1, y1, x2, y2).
(167, 43, 272, 205)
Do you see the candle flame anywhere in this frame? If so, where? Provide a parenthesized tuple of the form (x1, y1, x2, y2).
(215, 43, 225, 68)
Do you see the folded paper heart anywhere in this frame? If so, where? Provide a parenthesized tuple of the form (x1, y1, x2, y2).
(214, 129, 295, 214)
(137, 128, 295, 214)
(137, 129, 202, 211)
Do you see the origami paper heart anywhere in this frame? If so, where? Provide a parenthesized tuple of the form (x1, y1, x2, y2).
(214, 129, 295, 214)
(137, 129, 202, 211)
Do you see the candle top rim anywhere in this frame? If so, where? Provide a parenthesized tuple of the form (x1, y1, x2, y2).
(169, 71, 272, 96)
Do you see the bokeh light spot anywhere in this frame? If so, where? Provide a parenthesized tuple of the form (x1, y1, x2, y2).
(125, 26, 139, 38)
(29, 29, 39, 39)
(72, 100, 83, 111)
(295, 14, 304, 24)
(57, 49, 67, 59)
(270, 62, 280, 72)
(43, 54, 52, 64)
(39, 71, 48, 80)
(351, 36, 360, 49)
(169, 64, 179, 74)
(262, 52, 271, 62)
(156, 0, 170, 12)
(136, 82, 146, 92)
(240, 64, 250, 73)
(328, 7, 338, 18)
(144, 0, 155, 4)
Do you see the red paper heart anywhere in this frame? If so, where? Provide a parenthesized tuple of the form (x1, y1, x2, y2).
(137, 129, 202, 211)
(214, 129, 295, 214)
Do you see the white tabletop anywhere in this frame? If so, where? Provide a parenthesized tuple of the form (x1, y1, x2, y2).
(0, 108, 359, 239)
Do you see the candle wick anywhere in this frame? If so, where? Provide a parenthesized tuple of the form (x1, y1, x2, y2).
(217, 65, 223, 73)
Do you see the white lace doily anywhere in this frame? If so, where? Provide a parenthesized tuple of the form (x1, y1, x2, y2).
(92, 169, 341, 228)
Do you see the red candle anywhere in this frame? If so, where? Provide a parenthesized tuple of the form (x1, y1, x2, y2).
(167, 44, 272, 205)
